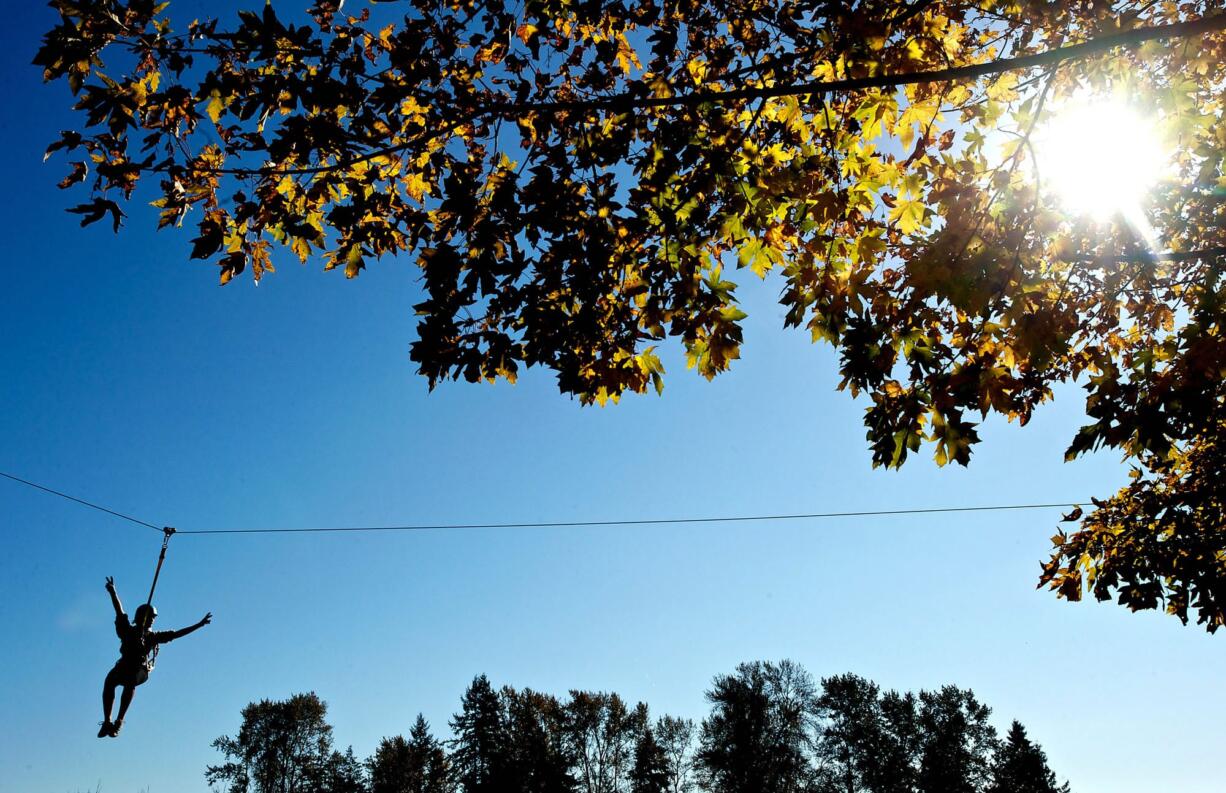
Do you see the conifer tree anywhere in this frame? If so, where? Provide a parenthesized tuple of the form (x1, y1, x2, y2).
(370, 715, 451, 793)
(988, 722, 1069, 793)
(450, 676, 510, 793)
(325, 747, 368, 793)
(629, 724, 670, 793)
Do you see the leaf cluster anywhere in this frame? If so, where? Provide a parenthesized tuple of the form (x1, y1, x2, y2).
(35, 1, 1226, 627)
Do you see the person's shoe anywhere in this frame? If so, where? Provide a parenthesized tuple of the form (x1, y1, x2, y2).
(108, 720, 123, 737)
(97, 721, 112, 738)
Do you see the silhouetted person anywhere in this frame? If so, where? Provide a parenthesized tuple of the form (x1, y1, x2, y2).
(99, 576, 211, 737)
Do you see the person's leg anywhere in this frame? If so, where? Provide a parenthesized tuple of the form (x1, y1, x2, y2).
(102, 680, 115, 721)
(108, 666, 147, 736)
(99, 666, 120, 737)
(114, 684, 135, 725)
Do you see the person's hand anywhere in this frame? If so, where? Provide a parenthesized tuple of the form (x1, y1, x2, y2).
(105, 576, 115, 592)
(200, 612, 213, 626)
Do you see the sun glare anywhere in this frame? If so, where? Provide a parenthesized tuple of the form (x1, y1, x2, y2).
(1034, 97, 1171, 225)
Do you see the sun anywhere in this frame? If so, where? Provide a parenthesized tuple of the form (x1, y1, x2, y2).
(1033, 96, 1171, 224)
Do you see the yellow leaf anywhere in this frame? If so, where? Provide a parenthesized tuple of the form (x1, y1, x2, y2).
(400, 96, 428, 122)
(206, 90, 225, 124)
(344, 245, 363, 278)
(888, 198, 926, 236)
(856, 231, 887, 263)
(616, 35, 642, 76)
(404, 171, 428, 202)
(291, 236, 311, 263)
(686, 58, 707, 85)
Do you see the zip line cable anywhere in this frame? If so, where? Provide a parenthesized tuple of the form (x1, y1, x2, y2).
(2, 468, 1082, 538)
(0, 470, 179, 607)
(0, 470, 163, 533)
(175, 503, 1080, 535)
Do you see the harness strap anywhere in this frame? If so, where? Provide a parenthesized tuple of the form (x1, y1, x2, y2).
(142, 527, 175, 673)
(146, 527, 176, 607)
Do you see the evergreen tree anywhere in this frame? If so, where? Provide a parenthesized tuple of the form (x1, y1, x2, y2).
(370, 715, 451, 793)
(988, 722, 1069, 793)
(325, 747, 368, 793)
(450, 676, 510, 793)
(629, 724, 670, 793)
(371, 736, 415, 793)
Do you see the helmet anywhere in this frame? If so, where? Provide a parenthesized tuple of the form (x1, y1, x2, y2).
(134, 603, 157, 627)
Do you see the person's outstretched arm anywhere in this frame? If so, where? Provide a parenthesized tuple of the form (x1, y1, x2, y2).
(105, 577, 124, 619)
(163, 612, 212, 642)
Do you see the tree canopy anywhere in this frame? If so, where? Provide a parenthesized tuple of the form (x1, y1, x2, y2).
(207, 692, 364, 793)
(206, 662, 1069, 793)
(34, 1, 1226, 629)
(370, 715, 452, 793)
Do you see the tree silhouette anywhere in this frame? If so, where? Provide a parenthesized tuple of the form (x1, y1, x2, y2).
(33, 0, 1226, 629)
(504, 687, 575, 793)
(326, 747, 368, 793)
(869, 691, 923, 793)
(811, 677, 929, 793)
(915, 687, 996, 793)
(987, 722, 1069, 793)
(563, 691, 642, 793)
(369, 715, 452, 793)
(449, 676, 511, 793)
(205, 692, 359, 793)
(654, 716, 696, 793)
(210, 664, 1069, 793)
(811, 673, 887, 793)
(629, 722, 670, 793)
(695, 660, 816, 793)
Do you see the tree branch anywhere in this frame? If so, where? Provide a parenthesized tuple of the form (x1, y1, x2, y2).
(132, 13, 1226, 178)
(482, 13, 1226, 116)
(1074, 246, 1226, 264)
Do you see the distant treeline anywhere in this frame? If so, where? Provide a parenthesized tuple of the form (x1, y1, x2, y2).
(205, 660, 1069, 793)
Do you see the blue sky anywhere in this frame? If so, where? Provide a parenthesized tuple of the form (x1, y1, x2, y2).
(2, 4, 1223, 793)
